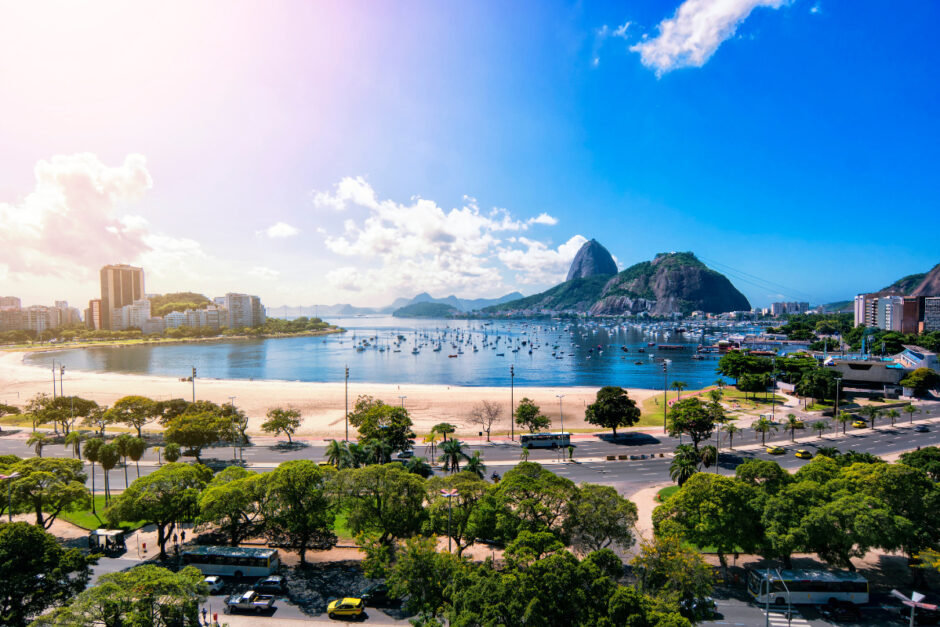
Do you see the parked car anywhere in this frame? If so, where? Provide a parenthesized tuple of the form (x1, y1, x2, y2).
(852, 420, 868, 429)
(915, 425, 930, 433)
(766, 446, 785, 455)
(253, 575, 287, 594)
(795, 449, 813, 459)
(224, 590, 275, 614)
(395, 450, 414, 459)
(327, 597, 364, 619)
(204, 576, 224, 594)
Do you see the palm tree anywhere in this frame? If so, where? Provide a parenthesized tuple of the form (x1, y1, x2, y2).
(363, 440, 393, 465)
(520, 446, 530, 462)
(707, 388, 723, 405)
(439, 439, 469, 473)
(464, 451, 486, 478)
(753, 417, 778, 446)
(836, 411, 852, 434)
(423, 432, 440, 462)
(785, 414, 802, 442)
(903, 404, 918, 424)
(671, 381, 688, 400)
(714, 379, 726, 390)
(27, 432, 51, 457)
(127, 437, 147, 479)
(325, 439, 348, 468)
(886, 409, 900, 427)
(431, 423, 457, 442)
(722, 423, 742, 450)
(346, 442, 368, 468)
(811, 421, 827, 439)
(859, 406, 881, 430)
(700, 445, 718, 470)
(97, 443, 120, 505)
(83, 438, 103, 514)
(670, 445, 698, 486)
(817, 446, 841, 459)
(64, 430, 86, 458)
(405, 456, 432, 478)
(113, 434, 133, 489)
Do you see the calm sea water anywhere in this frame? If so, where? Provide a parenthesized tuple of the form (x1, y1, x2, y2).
(25, 316, 747, 388)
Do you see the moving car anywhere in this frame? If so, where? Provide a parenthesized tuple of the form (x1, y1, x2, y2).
(253, 575, 287, 594)
(327, 597, 364, 619)
(766, 446, 785, 455)
(204, 576, 224, 594)
(795, 449, 813, 459)
(852, 421, 867, 429)
(224, 590, 275, 614)
(915, 425, 930, 433)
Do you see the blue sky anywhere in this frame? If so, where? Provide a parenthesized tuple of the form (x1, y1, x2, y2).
(1, 0, 937, 308)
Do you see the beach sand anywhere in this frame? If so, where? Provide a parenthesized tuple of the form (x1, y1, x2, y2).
(0, 351, 657, 438)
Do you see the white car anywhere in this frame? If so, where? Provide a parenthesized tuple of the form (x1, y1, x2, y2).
(204, 576, 224, 594)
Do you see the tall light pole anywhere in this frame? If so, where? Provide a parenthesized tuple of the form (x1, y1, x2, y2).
(0, 472, 19, 522)
(345, 365, 349, 442)
(556, 394, 566, 435)
(662, 359, 670, 434)
(191, 366, 197, 403)
(59, 364, 65, 398)
(52, 360, 57, 400)
(770, 356, 776, 423)
(834, 377, 842, 429)
(510, 365, 515, 442)
(441, 488, 458, 552)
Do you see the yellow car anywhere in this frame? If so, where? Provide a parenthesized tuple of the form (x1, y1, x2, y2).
(766, 446, 785, 455)
(852, 420, 867, 429)
(327, 598, 364, 619)
(795, 449, 813, 459)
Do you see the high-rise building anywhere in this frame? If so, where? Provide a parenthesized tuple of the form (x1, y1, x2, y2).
(112, 299, 152, 330)
(100, 264, 145, 330)
(85, 299, 102, 330)
(23, 306, 57, 333)
(925, 297, 940, 332)
(876, 295, 903, 331)
(854, 294, 880, 327)
(0, 296, 22, 310)
(224, 293, 265, 328)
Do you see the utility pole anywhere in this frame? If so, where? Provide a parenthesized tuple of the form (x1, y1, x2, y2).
(191, 366, 197, 403)
(662, 360, 669, 434)
(510, 365, 515, 442)
(59, 364, 65, 398)
(52, 360, 57, 400)
(441, 488, 458, 552)
(345, 365, 349, 442)
(770, 356, 776, 423)
(556, 394, 566, 436)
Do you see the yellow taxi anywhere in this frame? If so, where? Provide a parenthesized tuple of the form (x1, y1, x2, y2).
(327, 598, 364, 619)
(795, 449, 813, 459)
(852, 420, 867, 429)
(766, 446, 785, 455)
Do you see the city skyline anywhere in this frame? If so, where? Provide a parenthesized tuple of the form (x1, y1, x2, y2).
(1, 1, 938, 309)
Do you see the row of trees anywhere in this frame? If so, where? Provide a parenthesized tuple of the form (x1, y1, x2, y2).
(655, 449, 940, 581)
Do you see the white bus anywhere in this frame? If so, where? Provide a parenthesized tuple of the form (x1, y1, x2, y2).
(519, 432, 571, 449)
(747, 569, 868, 606)
(181, 546, 280, 578)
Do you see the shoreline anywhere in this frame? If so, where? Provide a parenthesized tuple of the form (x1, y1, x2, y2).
(0, 351, 658, 437)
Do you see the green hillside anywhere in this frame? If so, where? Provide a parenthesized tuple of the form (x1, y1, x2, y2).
(149, 292, 212, 317)
(483, 275, 609, 313)
(392, 302, 460, 318)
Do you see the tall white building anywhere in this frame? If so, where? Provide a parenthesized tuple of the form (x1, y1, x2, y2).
(224, 293, 265, 328)
(112, 299, 152, 330)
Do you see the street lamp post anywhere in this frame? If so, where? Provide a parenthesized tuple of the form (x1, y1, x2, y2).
(834, 378, 842, 430)
(399, 395, 406, 409)
(52, 360, 57, 400)
(441, 488, 458, 552)
(510, 365, 515, 442)
(770, 357, 776, 423)
(556, 394, 566, 435)
(0, 472, 20, 522)
(191, 366, 197, 403)
(345, 365, 349, 442)
(662, 359, 670, 434)
(59, 365, 65, 398)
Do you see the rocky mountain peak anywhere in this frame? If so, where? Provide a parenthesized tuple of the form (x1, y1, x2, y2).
(566, 239, 618, 281)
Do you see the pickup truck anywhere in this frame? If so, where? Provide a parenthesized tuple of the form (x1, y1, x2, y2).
(224, 590, 275, 613)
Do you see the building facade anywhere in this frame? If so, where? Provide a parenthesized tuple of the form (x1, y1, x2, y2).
(111, 299, 152, 331)
(100, 264, 145, 330)
(224, 293, 265, 328)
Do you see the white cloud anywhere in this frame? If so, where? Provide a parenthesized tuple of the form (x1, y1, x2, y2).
(249, 266, 281, 280)
(810, 2, 821, 14)
(497, 235, 588, 285)
(260, 221, 300, 238)
(313, 177, 569, 296)
(613, 22, 632, 39)
(631, 0, 790, 76)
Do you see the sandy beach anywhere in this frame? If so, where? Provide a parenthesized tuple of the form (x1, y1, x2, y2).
(0, 350, 658, 437)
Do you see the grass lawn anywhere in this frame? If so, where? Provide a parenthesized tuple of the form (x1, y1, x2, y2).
(656, 485, 679, 502)
(59, 494, 147, 531)
(332, 508, 354, 541)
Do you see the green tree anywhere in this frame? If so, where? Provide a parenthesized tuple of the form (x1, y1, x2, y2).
(798, 493, 899, 571)
(495, 462, 577, 537)
(35, 564, 207, 627)
(348, 396, 415, 455)
(82, 438, 103, 514)
(325, 439, 351, 468)
(584, 386, 641, 436)
(106, 463, 211, 559)
(899, 447, 940, 482)
(564, 483, 637, 555)
(0, 522, 93, 627)
(735, 459, 791, 495)
(10, 458, 90, 529)
(811, 420, 828, 438)
(785, 414, 803, 442)
(126, 437, 147, 479)
(197, 467, 265, 546)
(666, 398, 715, 452)
(513, 397, 550, 433)
(723, 423, 742, 450)
(261, 407, 302, 444)
(737, 373, 769, 401)
(464, 451, 486, 479)
(405, 456, 433, 478)
(162, 442, 181, 463)
(899, 368, 940, 396)
(631, 533, 714, 610)
(262, 460, 336, 563)
(113, 434, 133, 489)
(163, 411, 225, 462)
(63, 430, 86, 459)
(836, 410, 852, 434)
(431, 422, 457, 442)
(427, 472, 490, 555)
(903, 403, 919, 424)
(337, 463, 427, 545)
(670, 381, 688, 399)
(886, 408, 900, 426)
(386, 536, 465, 619)
(104, 395, 155, 438)
(654, 472, 761, 570)
(795, 368, 837, 404)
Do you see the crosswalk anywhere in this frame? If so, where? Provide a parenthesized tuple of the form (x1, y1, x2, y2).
(763, 610, 811, 626)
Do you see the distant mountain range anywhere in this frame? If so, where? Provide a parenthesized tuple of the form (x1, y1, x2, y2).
(880, 263, 940, 297)
(485, 242, 751, 316)
(267, 290, 524, 319)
